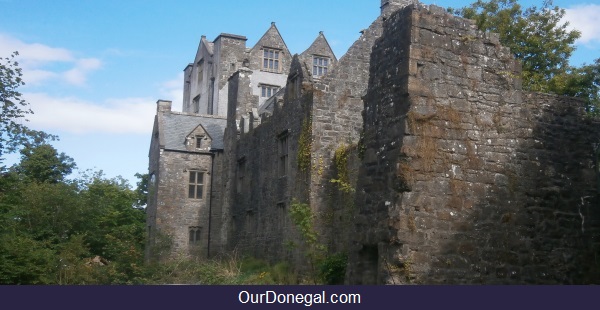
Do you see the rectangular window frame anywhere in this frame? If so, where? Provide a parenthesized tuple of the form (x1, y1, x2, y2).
(195, 135, 205, 149)
(237, 158, 246, 194)
(188, 170, 205, 199)
(197, 60, 204, 89)
(278, 132, 289, 177)
(192, 95, 200, 114)
(262, 48, 281, 73)
(312, 56, 329, 77)
(189, 226, 202, 245)
(260, 84, 280, 98)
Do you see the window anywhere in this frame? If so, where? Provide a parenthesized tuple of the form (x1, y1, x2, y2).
(197, 60, 204, 89)
(278, 134, 288, 177)
(193, 95, 200, 114)
(263, 48, 280, 72)
(276, 202, 286, 230)
(195, 135, 205, 149)
(261, 85, 279, 98)
(188, 171, 204, 199)
(189, 226, 201, 244)
(312, 56, 329, 77)
(288, 74, 301, 100)
(237, 159, 246, 194)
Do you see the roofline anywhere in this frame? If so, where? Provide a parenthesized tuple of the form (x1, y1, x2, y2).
(301, 31, 338, 62)
(160, 148, 224, 154)
(250, 22, 291, 54)
(165, 110, 227, 120)
(215, 33, 248, 42)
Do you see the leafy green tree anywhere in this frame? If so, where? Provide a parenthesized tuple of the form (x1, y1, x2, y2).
(14, 144, 76, 183)
(0, 52, 57, 166)
(549, 58, 600, 115)
(79, 174, 146, 283)
(1, 148, 147, 284)
(134, 172, 149, 208)
(452, 0, 580, 92)
(0, 51, 31, 161)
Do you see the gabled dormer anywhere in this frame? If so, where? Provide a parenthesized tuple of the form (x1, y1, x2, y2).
(300, 31, 337, 79)
(185, 124, 213, 152)
(248, 22, 292, 74)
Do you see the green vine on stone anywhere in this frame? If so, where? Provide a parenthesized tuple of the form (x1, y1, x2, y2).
(297, 117, 312, 172)
(330, 143, 355, 193)
(289, 198, 326, 283)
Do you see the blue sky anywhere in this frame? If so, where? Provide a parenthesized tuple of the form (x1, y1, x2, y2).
(1, 0, 599, 188)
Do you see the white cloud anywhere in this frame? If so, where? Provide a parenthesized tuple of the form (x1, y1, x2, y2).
(158, 72, 184, 111)
(64, 58, 103, 86)
(564, 4, 600, 45)
(0, 33, 102, 86)
(23, 93, 156, 135)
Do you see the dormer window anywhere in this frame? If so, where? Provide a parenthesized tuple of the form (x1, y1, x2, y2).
(263, 48, 280, 72)
(195, 135, 205, 149)
(312, 56, 329, 77)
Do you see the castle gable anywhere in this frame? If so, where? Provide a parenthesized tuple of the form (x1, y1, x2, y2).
(301, 31, 337, 62)
(248, 23, 292, 73)
(300, 32, 337, 79)
(194, 36, 214, 63)
(251, 22, 290, 55)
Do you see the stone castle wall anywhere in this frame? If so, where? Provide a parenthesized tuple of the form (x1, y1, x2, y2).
(346, 4, 600, 284)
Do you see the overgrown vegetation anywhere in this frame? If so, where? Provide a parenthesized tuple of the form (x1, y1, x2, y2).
(330, 143, 355, 194)
(288, 198, 347, 284)
(297, 117, 312, 172)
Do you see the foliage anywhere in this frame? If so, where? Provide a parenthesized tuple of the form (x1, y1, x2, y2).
(0, 51, 30, 160)
(452, 0, 580, 92)
(548, 58, 600, 116)
(319, 252, 347, 285)
(0, 52, 57, 165)
(0, 145, 146, 284)
(297, 117, 312, 172)
(289, 199, 319, 247)
(134, 172, 149, 208)
(330, 143, 355, 194)
(141, 255, 299, 285)
(14, 144, 76, 183)
(289, 198, 327, 283)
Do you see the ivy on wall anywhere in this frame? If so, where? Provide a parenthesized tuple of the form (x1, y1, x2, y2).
(297, 117, 312, 172)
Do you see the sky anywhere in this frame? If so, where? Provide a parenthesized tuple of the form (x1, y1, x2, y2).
(1, 0, 599, 188)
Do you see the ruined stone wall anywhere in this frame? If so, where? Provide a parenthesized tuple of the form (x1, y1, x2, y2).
(347, 4, 600, 284)
(207, 151, 225, 256)
(225, 62, 313, 263)
(308, 16, 384, 255)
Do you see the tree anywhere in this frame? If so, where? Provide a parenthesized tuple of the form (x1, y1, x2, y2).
(134, 172, 149, 208)
(0, 51, 57, 167)
(452, 0, 581, 92)
(14, 144, 76, 183)
(0, 51, 30, 160)
(549, 58, 600, 116)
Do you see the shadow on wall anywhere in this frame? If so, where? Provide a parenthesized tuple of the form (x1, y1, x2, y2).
(423, 94, 600, 284)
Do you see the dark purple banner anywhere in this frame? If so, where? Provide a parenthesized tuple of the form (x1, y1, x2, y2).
(1, 285, 596, 309)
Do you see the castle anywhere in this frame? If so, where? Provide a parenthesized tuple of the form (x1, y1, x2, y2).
(146, 0, 600, 284)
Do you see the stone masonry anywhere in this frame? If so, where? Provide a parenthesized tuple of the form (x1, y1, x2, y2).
(148, 0, 600, 284)
(346, 4, 600, 284)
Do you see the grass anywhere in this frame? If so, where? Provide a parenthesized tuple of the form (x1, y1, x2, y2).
(142, 254, 301, 285)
